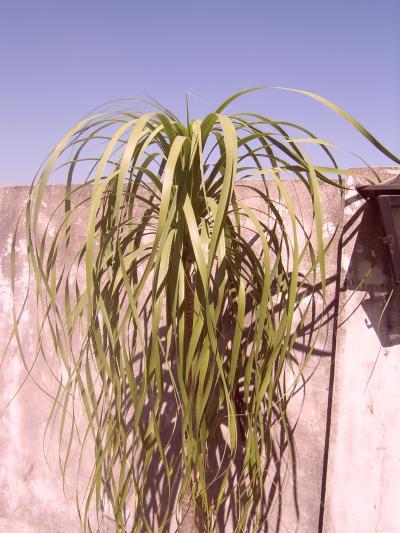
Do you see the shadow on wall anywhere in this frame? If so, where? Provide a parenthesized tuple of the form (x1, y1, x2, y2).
(114, 275, 339, 533)
(343, 196, 400, 348)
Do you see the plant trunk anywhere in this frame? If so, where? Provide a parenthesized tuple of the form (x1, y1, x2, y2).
(180, 254, 198, 532)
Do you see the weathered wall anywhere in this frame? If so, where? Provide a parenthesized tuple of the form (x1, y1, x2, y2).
(323, 168, 400, 533)
(0, 169, 398, 532)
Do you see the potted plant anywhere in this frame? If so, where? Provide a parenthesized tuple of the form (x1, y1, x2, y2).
(13, 88, 399, 532)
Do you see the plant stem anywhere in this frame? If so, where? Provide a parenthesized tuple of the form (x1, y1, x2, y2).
(180, 251, 198, 532)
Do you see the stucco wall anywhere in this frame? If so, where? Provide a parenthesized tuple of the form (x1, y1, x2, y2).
(0, 169, 398, 532)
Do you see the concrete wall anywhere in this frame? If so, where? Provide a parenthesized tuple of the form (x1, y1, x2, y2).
(0, 169, 398, 532)
(323, 168, 400, 533)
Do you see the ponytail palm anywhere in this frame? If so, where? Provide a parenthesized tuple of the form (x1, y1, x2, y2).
(17, 88, 399, 532)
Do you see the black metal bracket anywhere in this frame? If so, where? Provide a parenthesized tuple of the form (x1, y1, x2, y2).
(356, 174, 400, 284)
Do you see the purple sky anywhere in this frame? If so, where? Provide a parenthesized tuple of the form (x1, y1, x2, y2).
(1, 0, 399, 184)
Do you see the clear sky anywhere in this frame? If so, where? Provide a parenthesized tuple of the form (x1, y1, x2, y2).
(1, 0, 399, 185)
